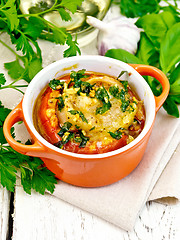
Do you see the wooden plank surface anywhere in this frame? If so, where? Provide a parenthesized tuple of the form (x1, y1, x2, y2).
(12, 186, 180, 240)
(0, 187, 11, 240)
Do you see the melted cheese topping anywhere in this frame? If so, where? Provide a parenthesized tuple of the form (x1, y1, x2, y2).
(57, 75, 138, 143)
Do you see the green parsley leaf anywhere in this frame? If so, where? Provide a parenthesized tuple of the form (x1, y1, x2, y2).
(109, 86, 130, 112)
(96, 102, 111, 115)
(4, 59, 26, 80)
(20, 17, 45, 41)
(0, 101, 11, 127)
(20, 166, 32, 195)
(68, 110, 88, 123)
(58, 122, 72, 137)
(0, 102, 57, 194)
(78, 130, 89, 148)
(60, 0, 83, 14)
(69, 69, 93, 95)
(31, 166, 57, 195)
(58, 8, 72, 21)
(0, 156, 17, 192)
(57, 96, 65, 111)
(108, 130, 122, 140)
(70, 69, 87, 83)
(95, 86, 109, 102)
(49, 79, 64, 90)
(95, 86, 111, 114)
(51, 27, 67, 45)
(63, 34, 81, 57)
(0, 0, 19, 31)
(109, 86, 121, 99)
(0, 73, 6, 87)
(0, 146, 57, 194)
(27, 57, 43, 81)
(12, 34, 35, 60)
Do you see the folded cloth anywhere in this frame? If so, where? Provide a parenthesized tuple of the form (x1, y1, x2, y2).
(149, 139, 180, 205)
(1, 33, 180, 232)
(53, 108, 180, 231)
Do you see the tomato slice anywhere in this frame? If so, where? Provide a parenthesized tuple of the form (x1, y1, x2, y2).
(37, 88, 61, 144)
(63, 134, 129, 154)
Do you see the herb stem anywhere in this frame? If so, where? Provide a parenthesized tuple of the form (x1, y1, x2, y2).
(0, 39, 19, 58)
(0, 85, 26, 94)
(36, 15, 68, 38)
(162, 0, 180, 12)
(18, 13, 68, 39)
(0, 81, 28, 94)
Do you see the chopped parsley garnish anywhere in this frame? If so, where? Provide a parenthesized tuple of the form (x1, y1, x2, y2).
(109, 86, 122, 99)
(96, 102, 111, 115)
(56, 122, 89, 148)
(121, 100, 130, 112)
(90, 126, 95, 131)
(71, 130, 89, 148)
(57, 96, 64, 111)
(108, 129, 122, 140)
(120, 80, 128, 91)
(77, 81, 94, 95)
(95, 86, 111, 115)
(58, 122, 72, 137)
(70, 69, 87, 82)
(68, 110, 88, 123)
(69, 69, 94, 96)
(57, 122, 74, 148)
(78, 130, 90, 148)
(109, 86, 130, 112)
(49, 79, 64, 90)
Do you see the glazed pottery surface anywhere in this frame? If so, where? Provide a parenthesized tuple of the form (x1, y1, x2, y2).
(3, 56, 170, 187)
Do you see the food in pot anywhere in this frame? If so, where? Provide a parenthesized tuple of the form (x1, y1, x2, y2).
(33, 69, 145, 154)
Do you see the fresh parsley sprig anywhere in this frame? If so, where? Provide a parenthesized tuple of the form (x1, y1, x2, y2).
(0, 101, 57, 194)
(68, 110, 88, 123)
(0, 73, 28, 94)
(0, 0, 82, 90)
(109, 86, 130, 112)
(95, 86, 111, 114)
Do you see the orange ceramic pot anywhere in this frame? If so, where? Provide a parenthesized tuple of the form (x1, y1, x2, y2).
(3, 56, 170, 187)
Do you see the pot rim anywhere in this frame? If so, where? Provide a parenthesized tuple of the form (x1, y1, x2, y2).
(22, 55, 156, 159)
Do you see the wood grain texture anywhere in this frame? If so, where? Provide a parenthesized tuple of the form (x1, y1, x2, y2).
(0, 187, 11, 240)
(12, 186, 180, 240)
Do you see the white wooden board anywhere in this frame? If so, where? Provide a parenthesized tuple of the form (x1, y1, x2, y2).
(12, 186, 180, 240)
(0, 187, 11, 240)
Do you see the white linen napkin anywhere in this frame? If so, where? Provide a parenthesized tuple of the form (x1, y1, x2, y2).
(1, 33, 180, 231)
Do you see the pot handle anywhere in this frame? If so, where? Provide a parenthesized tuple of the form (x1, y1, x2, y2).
(129, 64, 170, 112)
(3, 100, 45, 156)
